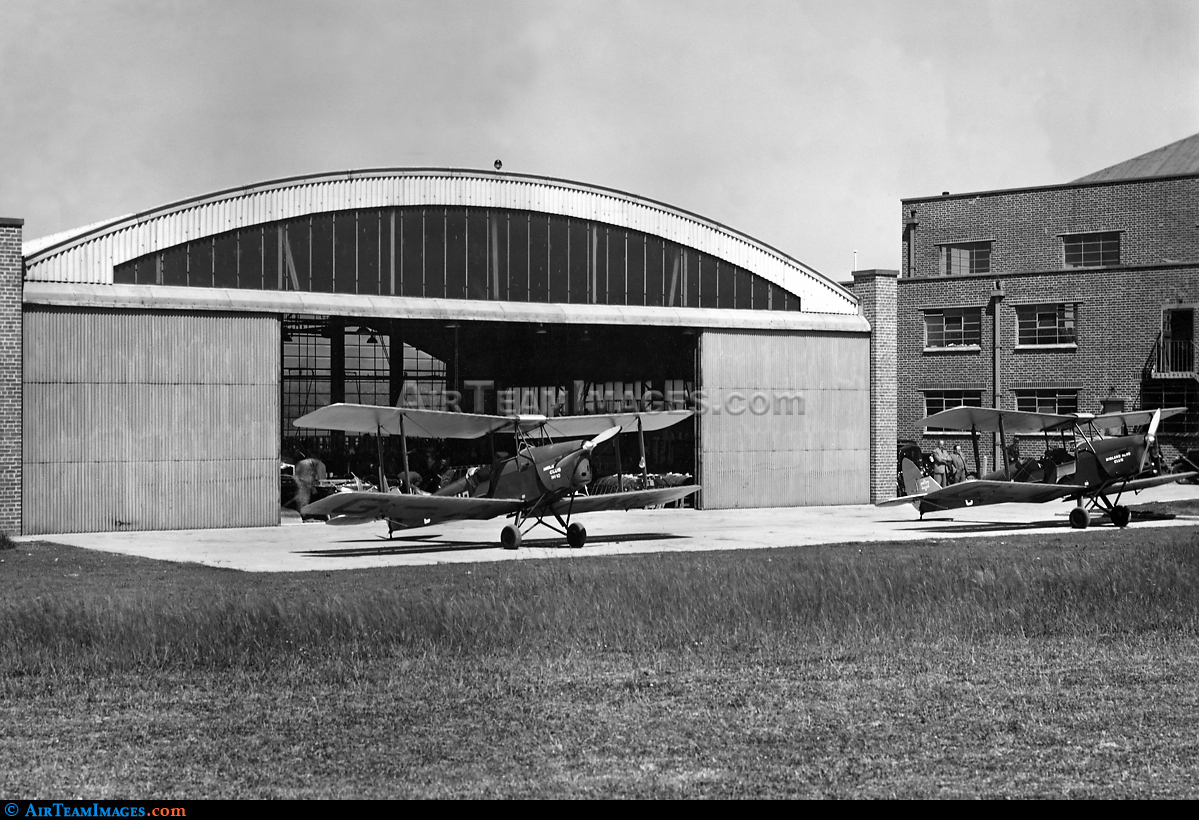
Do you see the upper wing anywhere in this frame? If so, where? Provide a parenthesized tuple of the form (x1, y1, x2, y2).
(294, 403, 693, 440)
(301, 490, 527, 525)
(294, 403, 514, 439)
(540, 410, 693, 439)
(549, 486, 700, 515)
(913, 479, 1081, 513)
(920, 406, 1075, 434)
(921, 405, 1190, 435)
(1091, 406, 1189, 429)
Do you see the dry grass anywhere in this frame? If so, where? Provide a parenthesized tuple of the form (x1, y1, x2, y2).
(3, 528, 1199, 797)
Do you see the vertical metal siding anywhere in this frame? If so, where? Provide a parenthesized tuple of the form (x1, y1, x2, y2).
(23, 310, 279, 534)
(698, 330, 870, 509)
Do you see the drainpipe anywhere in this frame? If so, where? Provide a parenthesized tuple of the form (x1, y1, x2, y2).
(991, 279, 1005, 469)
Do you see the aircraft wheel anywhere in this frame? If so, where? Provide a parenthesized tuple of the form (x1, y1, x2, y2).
(501, 524, 522, 550)
(1069, 506, 1091, 530)
(567, 522, 587, 549)
(1110, 506, 1131, 528)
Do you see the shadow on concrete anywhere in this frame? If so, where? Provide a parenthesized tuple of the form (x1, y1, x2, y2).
(296, 532, 688, 558)
(906, 519, 1073, 534)
(908, 507, 1177, 534)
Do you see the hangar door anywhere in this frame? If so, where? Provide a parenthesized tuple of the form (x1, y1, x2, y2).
(698, 330, 869, 508)
(23, 309, 279, 533)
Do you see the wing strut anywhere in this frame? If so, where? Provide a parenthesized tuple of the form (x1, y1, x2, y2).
(998, 416, 1010, 478)
(376, 424, 389, 492)
(615, 432, 624, 492)
(637, 416, 648, 486)
(970, 424, 981, 479)
(399, 413, 411, 494)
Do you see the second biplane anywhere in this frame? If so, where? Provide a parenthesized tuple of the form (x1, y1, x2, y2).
(293, 403, 699, 548)
(883, 406, 1195, 528)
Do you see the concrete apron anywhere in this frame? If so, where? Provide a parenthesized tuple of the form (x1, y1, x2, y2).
(17, 483, 1199, 573)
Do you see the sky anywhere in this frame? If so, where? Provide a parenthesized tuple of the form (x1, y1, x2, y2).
(2, 0, 1198, 280)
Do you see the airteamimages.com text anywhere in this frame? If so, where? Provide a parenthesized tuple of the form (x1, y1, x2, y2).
(8, 804, 186, 818)
(393, 382, 806, 417)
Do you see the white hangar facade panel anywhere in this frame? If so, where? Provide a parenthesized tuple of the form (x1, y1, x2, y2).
(698, 330, 870, 508)
(23, 309, 279, 534)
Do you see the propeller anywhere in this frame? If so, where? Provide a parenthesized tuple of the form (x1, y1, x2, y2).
(1140, 409, 1162, 473)
(583, 424, 621, 452)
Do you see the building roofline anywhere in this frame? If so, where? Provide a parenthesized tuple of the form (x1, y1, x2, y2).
(901, 170, 1199, 205)
(25, 167, 829, 285)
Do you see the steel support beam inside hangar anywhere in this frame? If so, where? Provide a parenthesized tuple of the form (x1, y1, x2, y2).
(9, 170, 874, 535)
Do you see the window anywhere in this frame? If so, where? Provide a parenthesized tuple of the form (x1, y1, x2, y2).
(924, 390, 983, 416)
(1016, 303, 1076, 346)
(924, 307, 982, 348)
(1015, 389, 1078, 415)
(923, 390, 983, 432)
(1063, 231, 1120, 267)
(939, 241, 991, 276)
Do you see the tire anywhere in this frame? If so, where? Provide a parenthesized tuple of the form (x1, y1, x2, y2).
(1110, 506, 1131, 528)
(1069, 506, 1090, 530)
(567, 522, 587, 549)
(501, 524, 522, 550)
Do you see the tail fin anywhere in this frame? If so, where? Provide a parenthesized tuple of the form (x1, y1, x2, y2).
(902, 458, 941, 495)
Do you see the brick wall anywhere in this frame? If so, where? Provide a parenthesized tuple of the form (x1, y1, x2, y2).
(0, 218, 22, 535)
(853, 269, 897, 502)
(902, 175, 1199, 279)
(897, 172, 1199, 470)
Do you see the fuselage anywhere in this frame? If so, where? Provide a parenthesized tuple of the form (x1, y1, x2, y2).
(978, 433, 1150, 489)
(435, 441, 593, 503)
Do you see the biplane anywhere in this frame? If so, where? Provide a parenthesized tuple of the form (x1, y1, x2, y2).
(882, 406, 1195, 528)
(292, 403, 699, 548)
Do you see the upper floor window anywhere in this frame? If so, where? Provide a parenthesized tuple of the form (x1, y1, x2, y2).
(924, 307, 982, 348)
(924, 390, 983, 416)
(1063, 231, 1120, 268)
(939, 241, 991, 276)
(1015, 389, 1078, 415)
(1015, 303, 1076, 346)
(923, 390, 983, 433)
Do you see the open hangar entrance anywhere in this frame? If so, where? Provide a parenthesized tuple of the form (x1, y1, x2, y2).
(279, 311, 871, 510)
(281, 314, 699, 499)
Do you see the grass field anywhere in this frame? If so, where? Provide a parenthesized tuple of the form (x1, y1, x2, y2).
(3, 524, 1199, 798)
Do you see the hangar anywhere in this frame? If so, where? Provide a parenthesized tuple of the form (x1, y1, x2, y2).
(1, 169, 878, 535)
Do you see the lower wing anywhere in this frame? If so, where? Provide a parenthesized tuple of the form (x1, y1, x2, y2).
(1092, 471, 1199, 496)
(908, 480, 1081, 513)
(549, 485, 700, 515)
(301, 491, 527, 526)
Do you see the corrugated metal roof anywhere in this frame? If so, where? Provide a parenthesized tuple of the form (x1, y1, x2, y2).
(1072, 132, 1199, 183)
(21, 169, 858, 314)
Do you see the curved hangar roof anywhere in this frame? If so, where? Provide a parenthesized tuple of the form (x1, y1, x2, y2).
(23, 168, 859, 319)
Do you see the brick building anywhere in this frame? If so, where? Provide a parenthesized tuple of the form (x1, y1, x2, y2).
(897, 133, 1199, 476)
